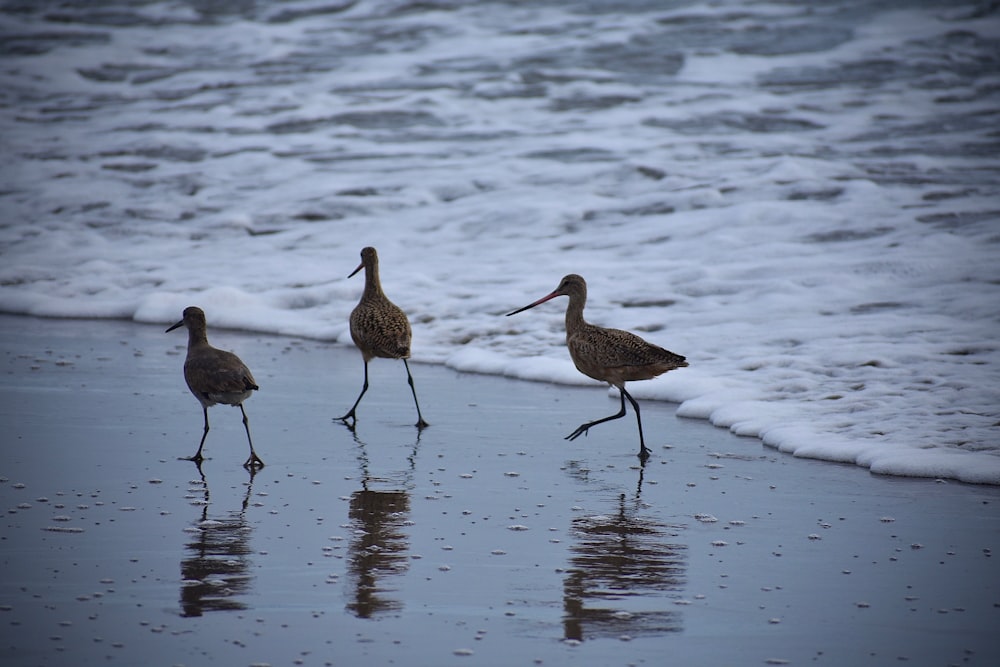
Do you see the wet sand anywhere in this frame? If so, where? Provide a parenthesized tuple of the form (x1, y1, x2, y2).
(1, 314, 998, 667)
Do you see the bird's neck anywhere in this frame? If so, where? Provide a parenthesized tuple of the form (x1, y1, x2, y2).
(363, 264, 385, 300)
(564, 296, 587, 333)
(187, 327, 210, 349)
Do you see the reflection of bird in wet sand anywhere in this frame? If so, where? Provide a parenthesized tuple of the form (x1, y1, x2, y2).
(507, 274, 687, 462)
(167, 306, 264, 468)
(346, 485, 411, 618)
(563, 493, 686, 640)
(344, 429, 417, 619)
(339, 247, 428, 429)
(179, 463, 257, 617)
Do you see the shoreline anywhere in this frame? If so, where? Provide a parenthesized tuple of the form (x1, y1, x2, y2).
(6, 309, 997, 487)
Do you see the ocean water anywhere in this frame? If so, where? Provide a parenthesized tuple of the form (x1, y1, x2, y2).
(1, 0, 998, 483)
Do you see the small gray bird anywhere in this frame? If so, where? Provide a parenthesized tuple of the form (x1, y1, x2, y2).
(167, 306, 263, 468)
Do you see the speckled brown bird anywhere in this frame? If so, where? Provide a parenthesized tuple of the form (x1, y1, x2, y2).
(166, 306, 264, 468)
(339, 247, 428, 429)
(507, 274, 687, 461)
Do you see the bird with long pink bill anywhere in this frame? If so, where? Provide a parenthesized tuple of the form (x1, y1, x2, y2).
(507, 274, 687, 462)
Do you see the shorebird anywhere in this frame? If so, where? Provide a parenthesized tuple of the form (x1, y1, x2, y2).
(166, 306, 264, 468)
(339, 247, 428, 429)
(507, 274, 687, 462)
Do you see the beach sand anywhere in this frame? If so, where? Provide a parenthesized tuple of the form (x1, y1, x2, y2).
(1, 314, 997, 666)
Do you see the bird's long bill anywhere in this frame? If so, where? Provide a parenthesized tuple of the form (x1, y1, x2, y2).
(348, 261, 364, 278)
(165, 319, 184, 333)
(506, 290, 561, 316)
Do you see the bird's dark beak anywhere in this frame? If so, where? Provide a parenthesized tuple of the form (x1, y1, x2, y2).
(165, 319, 184, 333)
(348, 262, 364, 278)
(506, 290, 562, 316)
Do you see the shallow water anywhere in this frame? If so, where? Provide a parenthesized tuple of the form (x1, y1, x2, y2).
(1, 315, 998, 666)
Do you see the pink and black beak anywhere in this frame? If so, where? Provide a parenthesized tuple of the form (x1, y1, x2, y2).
(506, 289, 564, 316)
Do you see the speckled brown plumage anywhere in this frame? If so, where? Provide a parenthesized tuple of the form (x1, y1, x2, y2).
(339, 247, 428, 428)
(507, 274, 687, 461)
(166, 306, 263, 468)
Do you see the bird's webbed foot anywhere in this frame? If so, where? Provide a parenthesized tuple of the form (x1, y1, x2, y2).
(244, 453, 265, 469)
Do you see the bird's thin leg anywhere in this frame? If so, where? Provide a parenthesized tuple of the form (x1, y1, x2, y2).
(403, 359, 429, 429)
(338, 361, 370, 426)
(240, 404, 264, 469)
(565, 389, 628, 442)
(621, 387, 650, 462)
(183, 406, 210, 463)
